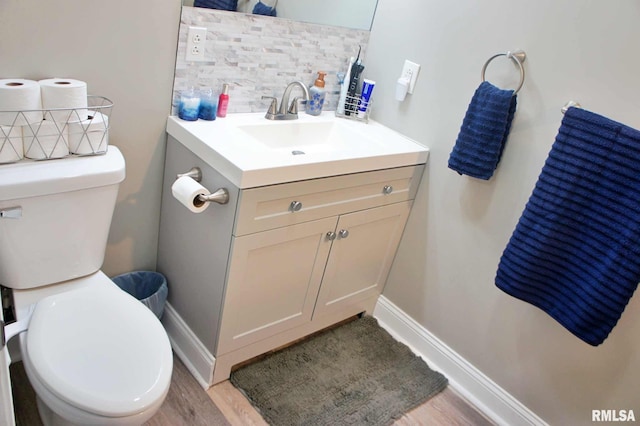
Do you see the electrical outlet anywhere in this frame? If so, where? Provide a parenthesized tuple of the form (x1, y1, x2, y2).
(401, 60, 421, 94)
(186, 26, 207, 62)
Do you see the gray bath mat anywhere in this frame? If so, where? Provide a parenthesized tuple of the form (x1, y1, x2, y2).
(230, 315, 448, 425)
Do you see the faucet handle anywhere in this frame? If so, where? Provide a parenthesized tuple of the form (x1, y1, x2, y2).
(288, 97, 306, 115)
(261, 96, 278, 115)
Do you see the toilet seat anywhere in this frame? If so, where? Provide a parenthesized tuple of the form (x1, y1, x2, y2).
(23, 275, 173, 418)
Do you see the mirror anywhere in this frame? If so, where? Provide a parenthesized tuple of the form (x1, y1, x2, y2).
(183, 0, 378, 31)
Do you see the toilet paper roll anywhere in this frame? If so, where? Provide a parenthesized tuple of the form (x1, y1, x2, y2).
(0, 79, 43, 126)
(39, 78, 88, 124)
(171, 176, 211, 213)
(23, 120, 69, 159)
(0, 125, 24, 163)
(67, 111, 109, 154)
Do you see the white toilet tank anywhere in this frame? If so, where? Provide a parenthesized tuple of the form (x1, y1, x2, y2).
(0, 147, 125, 289)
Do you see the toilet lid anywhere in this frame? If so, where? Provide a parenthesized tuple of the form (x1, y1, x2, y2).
(26, 279, 173, 417)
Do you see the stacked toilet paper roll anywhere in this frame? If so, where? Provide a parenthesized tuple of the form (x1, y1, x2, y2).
(23, 121, 69, 160)
(0, 79, 42, 163)
(67, 111, 109, 155)
(0, 125, 23, 163)
(39, 78, 88, 124)
(0, 79, 43, 126)
(171, 176, 211, 213)
(0, 77, 102, 161)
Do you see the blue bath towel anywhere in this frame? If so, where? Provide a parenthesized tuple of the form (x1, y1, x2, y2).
(448, 81, 517, 180)
(495, 107, 640, 346)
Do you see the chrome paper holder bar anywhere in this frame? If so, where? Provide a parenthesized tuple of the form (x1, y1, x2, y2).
(197, 188, 229, 206)
(175, 167, 229, 205)
(176, 167, 202, 181)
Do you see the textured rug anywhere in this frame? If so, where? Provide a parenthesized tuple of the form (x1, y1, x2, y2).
(230, 316, 448, 425)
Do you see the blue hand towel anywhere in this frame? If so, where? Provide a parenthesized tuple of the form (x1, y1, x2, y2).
(495, 107, 640, 346)
(253, 0, 277, 16)
(448, 81, 517, 180)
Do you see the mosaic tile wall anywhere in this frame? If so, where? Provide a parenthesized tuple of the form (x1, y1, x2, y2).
(173, 7, 370, 114)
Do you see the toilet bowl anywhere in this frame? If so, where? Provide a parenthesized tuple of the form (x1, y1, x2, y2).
(18, 272, 173, 426)
(0, 147, 173, 425)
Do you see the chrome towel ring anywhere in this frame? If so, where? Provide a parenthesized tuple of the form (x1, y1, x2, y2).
(481, 50, 526, 94)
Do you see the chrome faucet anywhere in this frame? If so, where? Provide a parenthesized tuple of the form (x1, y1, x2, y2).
(262, 81, 310, 120)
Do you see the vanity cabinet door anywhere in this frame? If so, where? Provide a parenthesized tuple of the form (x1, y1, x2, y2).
(313, 201, 411, 318)
(216, 216, 337, 355)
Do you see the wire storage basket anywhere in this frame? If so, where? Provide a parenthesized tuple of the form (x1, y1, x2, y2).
(335, 94, 372, 123)
(0, 95, 113, 164)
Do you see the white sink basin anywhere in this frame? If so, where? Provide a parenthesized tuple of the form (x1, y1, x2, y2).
(166, 112, 428, 188)
(236, 120, 377, 154)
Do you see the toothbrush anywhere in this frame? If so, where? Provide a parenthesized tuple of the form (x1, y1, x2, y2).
(345, 46, 364, 116)
(337, 57, 354, 115)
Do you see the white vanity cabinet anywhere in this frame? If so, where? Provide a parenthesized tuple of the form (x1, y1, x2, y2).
(212, 165, 420, 382)
(158, 126, 427, 387)
(217, 202, 411, 355)
(217, 217, 335, 355)
(313, 201, 411, 317)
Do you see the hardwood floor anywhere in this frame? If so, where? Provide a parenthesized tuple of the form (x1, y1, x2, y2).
(10, 354, 229, 426)
(11, 354, 494, 426)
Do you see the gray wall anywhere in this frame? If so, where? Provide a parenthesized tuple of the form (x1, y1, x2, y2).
(0, 0, 182, 276)
(368, 0, 640, 424)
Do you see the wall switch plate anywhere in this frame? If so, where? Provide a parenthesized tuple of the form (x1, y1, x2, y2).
(401, 60, 421, 94)
(186, 26, 207, 62)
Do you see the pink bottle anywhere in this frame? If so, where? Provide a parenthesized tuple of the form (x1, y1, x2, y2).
(217, 84, 229, 118)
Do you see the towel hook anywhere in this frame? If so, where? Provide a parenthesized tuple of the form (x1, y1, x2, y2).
(561, 100, 582, 114)
(481, 49, 526, 94)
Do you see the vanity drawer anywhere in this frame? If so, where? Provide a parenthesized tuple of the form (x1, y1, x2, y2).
(234, 165, 424, 236)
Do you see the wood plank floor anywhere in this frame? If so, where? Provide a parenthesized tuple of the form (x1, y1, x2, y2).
(11, 353, 494, 426)
(10, 354, 229, 426)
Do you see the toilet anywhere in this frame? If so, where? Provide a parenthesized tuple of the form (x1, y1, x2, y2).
(0, 147, 173, 425)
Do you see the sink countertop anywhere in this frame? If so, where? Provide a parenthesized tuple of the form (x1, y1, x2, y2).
(166, 112, 429, 189)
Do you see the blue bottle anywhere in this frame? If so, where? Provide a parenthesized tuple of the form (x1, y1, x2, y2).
(306, 71, 327, 116)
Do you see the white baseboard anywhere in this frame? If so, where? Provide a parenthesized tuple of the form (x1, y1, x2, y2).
(373, 296, 547, 426)
(161, 302, 215, 389)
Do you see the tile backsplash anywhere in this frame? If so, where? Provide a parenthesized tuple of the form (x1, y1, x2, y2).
(173, 7, 370, 114)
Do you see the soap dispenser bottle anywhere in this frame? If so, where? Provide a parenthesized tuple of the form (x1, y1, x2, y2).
(306, 71, 327, 116)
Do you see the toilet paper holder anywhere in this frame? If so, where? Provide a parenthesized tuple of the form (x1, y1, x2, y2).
(176, 167, 229, 205)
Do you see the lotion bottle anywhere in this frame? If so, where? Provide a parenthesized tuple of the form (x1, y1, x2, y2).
(306, 71, 326, 116)
(217, 84, 229, 118)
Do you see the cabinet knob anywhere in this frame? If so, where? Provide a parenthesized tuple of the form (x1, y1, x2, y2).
(289, 201, 303, 212)
(382, 185, 393, 195)
(326, 231, 337, 241)
(338, 229, 350, 239)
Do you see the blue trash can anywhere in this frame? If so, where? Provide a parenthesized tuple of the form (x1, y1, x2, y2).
(111, 271, 168, 319)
